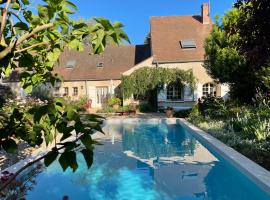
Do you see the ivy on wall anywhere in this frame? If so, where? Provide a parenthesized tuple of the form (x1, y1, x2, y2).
(121, 67, 197, 99)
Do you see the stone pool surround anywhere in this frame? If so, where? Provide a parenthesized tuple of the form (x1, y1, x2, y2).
(2, 117, 270, 196)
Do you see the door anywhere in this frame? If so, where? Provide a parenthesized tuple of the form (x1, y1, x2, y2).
(96, 86, 109, 107)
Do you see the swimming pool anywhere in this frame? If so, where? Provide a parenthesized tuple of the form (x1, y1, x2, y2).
(4, 119, 270, 199)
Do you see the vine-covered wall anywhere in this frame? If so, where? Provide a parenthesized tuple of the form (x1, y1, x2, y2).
(121, 67, 197, 99)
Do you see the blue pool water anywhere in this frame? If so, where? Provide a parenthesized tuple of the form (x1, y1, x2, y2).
(8, 122, 270, 199)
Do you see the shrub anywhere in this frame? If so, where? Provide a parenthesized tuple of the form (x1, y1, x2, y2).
(31, 84, 53, 101)
(138, 103, 155, 113)
(174, 109, 192, 118)
(107, 96, 121, 107)
(200, 96, 228, 118)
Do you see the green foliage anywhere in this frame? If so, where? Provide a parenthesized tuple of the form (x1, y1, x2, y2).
(96, 106, 129, 113)
(31, 84, 53, 101)
(200, 96, 228, 119)
(188, 96, 270, 169)
(0, 0, 129, 92)
(174, 109, 192, 118)
(0, 0, 130, 187)
(138, 103, 155, 113)
(122, 67, 196, 99)
(107, 96, 121, 107)
(204, 1, 270, 102)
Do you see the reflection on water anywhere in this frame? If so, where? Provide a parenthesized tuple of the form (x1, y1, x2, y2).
(8, 123, 270, 200)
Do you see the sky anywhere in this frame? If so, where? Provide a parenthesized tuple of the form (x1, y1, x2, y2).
(73, 0, 236, 44)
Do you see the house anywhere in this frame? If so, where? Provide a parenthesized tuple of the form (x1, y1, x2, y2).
(51, 45, 150, 108)
(123, 3, 229, 110)
(2, 3, 229, 110)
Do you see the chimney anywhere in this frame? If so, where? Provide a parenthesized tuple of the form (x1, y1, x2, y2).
(201, 3, 210, 24)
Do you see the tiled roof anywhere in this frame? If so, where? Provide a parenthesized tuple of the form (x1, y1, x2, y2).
(150, 15, 212, 63)
(54, 45, 151, 81)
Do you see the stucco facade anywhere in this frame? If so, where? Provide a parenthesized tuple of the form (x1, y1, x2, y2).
(155, 62, 229, 110)
(54, 80, 122, 108)
(122, 60, 229, 110)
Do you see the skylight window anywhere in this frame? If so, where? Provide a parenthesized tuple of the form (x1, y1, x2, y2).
(97, 62, 103, 68)
(66, 60, 76, 68)
(180, 40, 197, 49)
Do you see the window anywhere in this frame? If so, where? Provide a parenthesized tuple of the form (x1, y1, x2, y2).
(180, 39, 196, 49)
(96, 87, 108, 104)
(167, 83, 182, 100)
(64, 87, 69, 96)
(202, 83, 216, 97)
(73, 87, 78, 96)
(54, 87, 60, 92)
(97, 62, 103, 68)
(66, 60, 76, 68)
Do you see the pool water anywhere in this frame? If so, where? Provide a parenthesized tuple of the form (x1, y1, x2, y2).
(11, 122, 270, 199)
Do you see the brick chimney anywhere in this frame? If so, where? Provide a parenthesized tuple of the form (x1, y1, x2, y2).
(201, 3, 210, 24)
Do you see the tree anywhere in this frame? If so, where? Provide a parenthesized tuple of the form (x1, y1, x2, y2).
(204, 1, 270, 102)
(0, 0, 129, 191)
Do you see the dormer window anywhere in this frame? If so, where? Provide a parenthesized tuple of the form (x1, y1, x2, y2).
(66, 60, 76, 68)
(97, 62, 103, 68)
(180, 40, 197, 49)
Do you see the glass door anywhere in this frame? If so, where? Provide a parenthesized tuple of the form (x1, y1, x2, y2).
(96, 87, 109, 107)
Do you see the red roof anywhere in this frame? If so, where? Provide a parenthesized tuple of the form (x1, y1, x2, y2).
(150, 15, 212, 63)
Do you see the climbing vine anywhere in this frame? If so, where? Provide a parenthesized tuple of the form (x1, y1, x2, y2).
(122, 67, 197, 98)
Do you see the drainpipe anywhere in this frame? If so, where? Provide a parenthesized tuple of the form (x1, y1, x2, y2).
(85, 80, 88, 99)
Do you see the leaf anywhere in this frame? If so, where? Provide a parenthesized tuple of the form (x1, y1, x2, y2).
(11, 2, 20, 10)
(66, 1, 78, 11)
(81, 149, 93, 168)
(59, 152, 69, 171)
(47, 48, 61, 62)
(21, 0, 30, 5)
(44, 151, 58, 167)
(80, 134, 93, 149)
(59, 151, 78, 172)
(2, 139, 17, 153)
(14, 22, 29, 31)
(24, 85, 33, 93)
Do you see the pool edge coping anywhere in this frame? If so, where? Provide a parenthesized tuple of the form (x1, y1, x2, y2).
(178, 118, 270, 195)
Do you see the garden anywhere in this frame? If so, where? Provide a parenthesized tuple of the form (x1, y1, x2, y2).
(174, 95, 270, 170)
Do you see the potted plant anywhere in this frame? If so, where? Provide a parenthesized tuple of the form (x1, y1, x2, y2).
(107, 96, 121, 110)
(165, 107, 174, 118)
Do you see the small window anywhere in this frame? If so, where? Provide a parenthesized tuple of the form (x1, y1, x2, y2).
(180, 40, 196, 49)
(202, 83, 216, 97)
(167, 83, 182, 100)
(81, 86, 84, 90)
(66, 60, 76, 68)
(64, 87, 69, 96)
(97, 62, 103, 68)
(73, 87, 78, 96)
(55, 87, 60, 92)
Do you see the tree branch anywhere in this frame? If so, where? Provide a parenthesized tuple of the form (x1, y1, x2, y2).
(0, 23, 53, 60)
(0, 132, 85, 192)
(16, 23, 54, 46)
(14, 41, 49, 53)
(0, 0, 11, 43)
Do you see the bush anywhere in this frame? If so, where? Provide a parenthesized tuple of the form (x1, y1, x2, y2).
(96, 106, 129, 113)
(174, 109, 192, 118)
(107, 96, 121, 107)
(65, 96, 88, 112)
(138, 103, 155, 113)
(201, 96, 228, 119)
(31, 84, 53, 101)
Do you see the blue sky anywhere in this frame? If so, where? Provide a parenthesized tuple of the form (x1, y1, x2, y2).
(74, 0, 236, 44)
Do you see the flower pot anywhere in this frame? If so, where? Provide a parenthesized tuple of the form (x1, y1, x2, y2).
(165, 108, 174, 118)
(113, 104, 119, 110)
